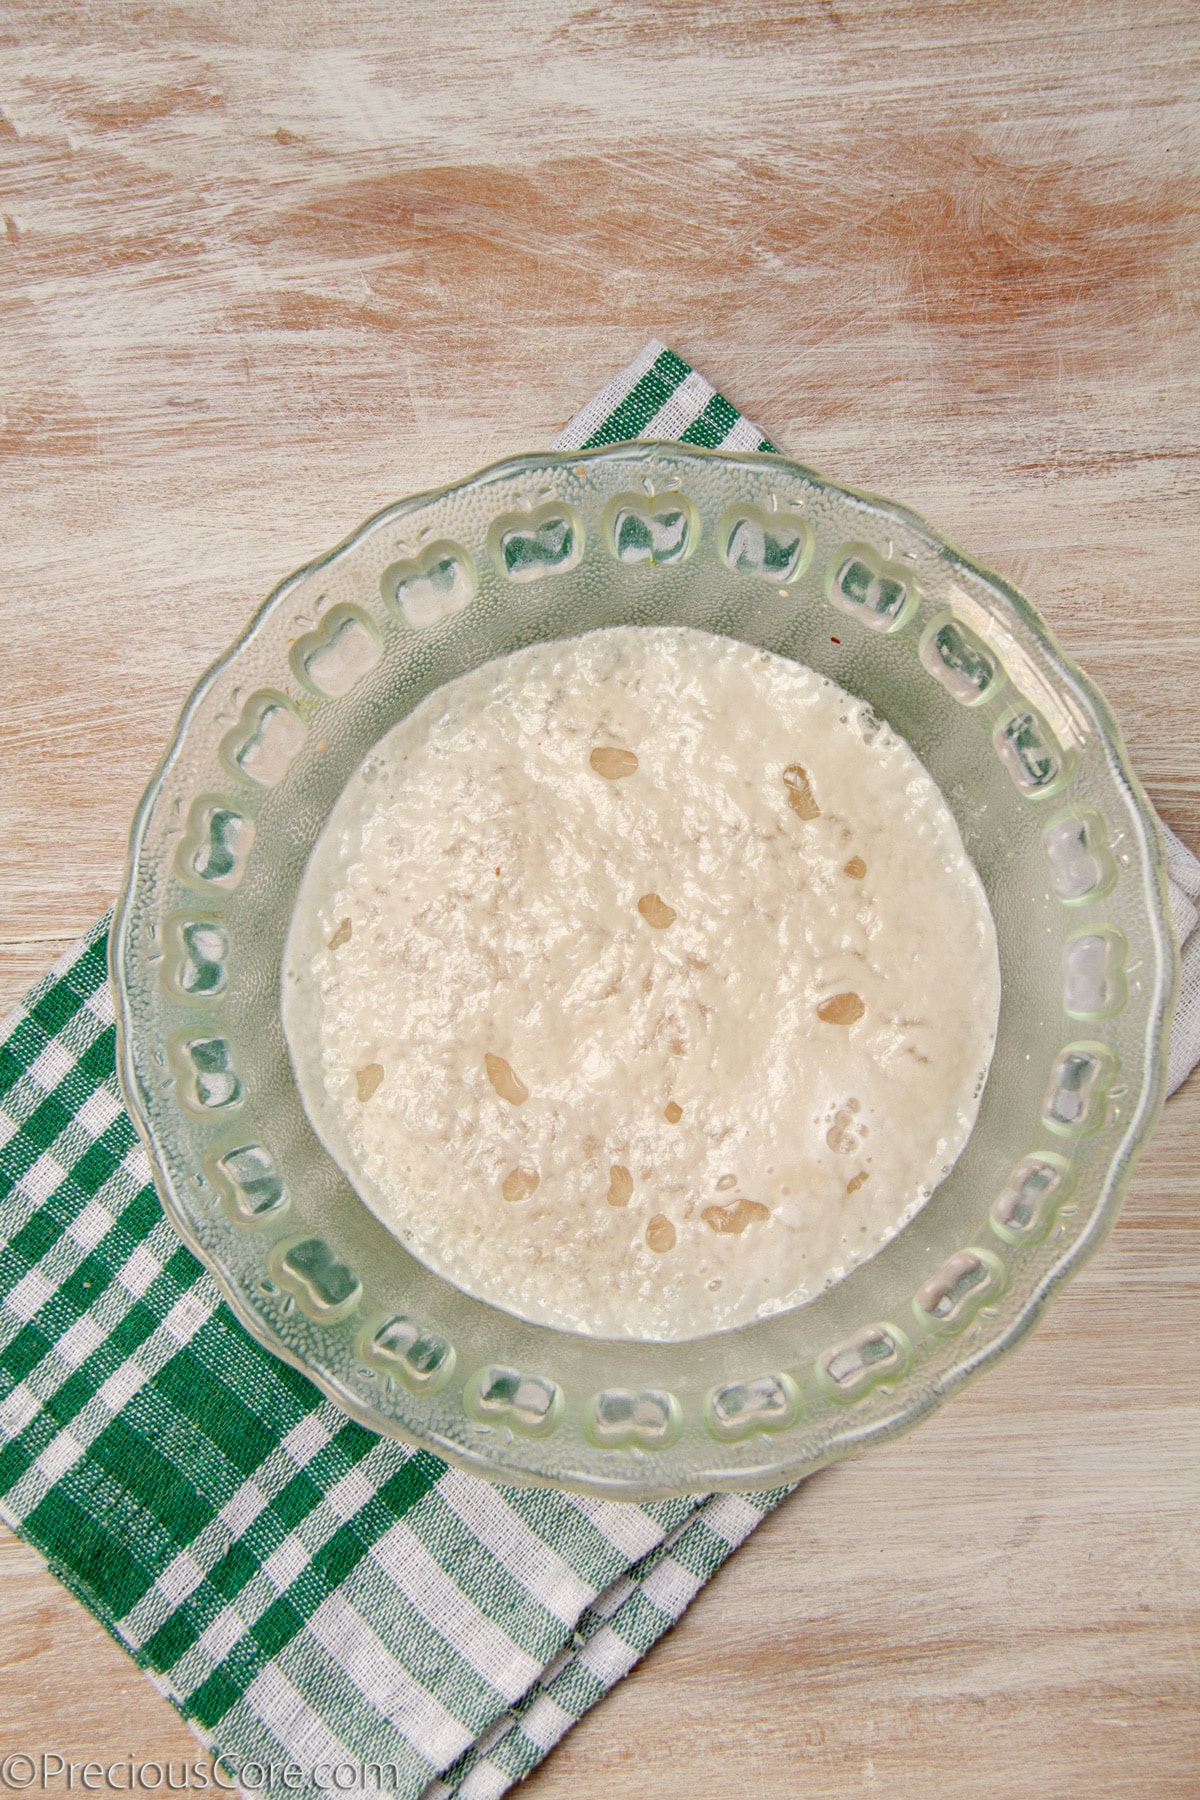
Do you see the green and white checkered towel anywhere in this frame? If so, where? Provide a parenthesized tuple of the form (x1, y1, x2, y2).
(2, 344, 1196, 1800)
(0, 349, 788, 1800)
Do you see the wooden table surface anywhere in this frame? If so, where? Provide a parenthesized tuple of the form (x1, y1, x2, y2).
(2, 3, 1198, 1795)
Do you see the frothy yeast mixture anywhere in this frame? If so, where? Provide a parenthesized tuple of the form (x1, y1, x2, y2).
(282, 626, 1000, 1340)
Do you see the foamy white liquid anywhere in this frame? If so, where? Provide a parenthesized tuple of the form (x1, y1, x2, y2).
(283, 626, 1000, 1340)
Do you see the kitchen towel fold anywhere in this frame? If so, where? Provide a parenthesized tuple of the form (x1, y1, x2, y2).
(1, 343, 1195, 1800)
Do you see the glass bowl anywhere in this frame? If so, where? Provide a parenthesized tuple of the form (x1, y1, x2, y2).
(111, 443, 1177, 1500)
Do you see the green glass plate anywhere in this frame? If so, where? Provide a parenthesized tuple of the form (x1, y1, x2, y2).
(112, 444, 1176, 1499)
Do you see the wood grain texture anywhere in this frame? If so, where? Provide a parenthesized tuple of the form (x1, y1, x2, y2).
(1, 1, 1198, 1794)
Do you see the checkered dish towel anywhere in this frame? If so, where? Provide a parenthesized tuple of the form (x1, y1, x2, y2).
(2, 345, 1196, 1800)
